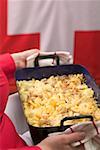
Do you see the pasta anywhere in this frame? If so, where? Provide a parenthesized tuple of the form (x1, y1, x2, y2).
(17, 74, 100, 127)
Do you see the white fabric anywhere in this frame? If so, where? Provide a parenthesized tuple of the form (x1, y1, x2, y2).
(27, 51, 73, 67)
(8, 0, 100, 55)
(20, 131, 33, 146)
(49, 121, 100, 150)
(5, 93, 29, 134)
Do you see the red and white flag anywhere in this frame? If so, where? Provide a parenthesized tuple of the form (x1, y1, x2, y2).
(0, 0, 100, 84)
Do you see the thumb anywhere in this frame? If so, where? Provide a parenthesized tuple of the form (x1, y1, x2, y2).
(22, 49, 39, 58)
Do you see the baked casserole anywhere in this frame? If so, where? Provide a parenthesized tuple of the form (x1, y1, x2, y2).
(17, 74, 100, 127)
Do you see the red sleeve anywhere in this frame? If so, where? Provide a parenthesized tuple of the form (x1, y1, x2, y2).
(4, 146, 41, 150)
(0, 68, 9, 117)
(0, 56, 42, 150)
(0, 53, 16, 79)
(0, 54, 16, 117)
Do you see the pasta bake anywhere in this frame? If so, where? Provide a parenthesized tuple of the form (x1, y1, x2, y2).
(17, 74, 100, 127)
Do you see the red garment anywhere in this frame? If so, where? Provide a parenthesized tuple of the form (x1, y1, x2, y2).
(0, 54, 41, 150)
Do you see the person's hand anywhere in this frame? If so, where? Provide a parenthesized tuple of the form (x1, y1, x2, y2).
(93, 134, 100, 145)
(37, 132, 85, 150)
(11, 49, 39, 69)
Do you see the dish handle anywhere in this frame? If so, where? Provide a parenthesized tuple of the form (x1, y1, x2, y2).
(60, 115, 93, 127)
(34, 54, 60, 67)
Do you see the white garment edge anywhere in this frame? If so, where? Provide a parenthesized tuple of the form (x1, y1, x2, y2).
(19, 131, 34, 146)
(26, 51, 73, 67)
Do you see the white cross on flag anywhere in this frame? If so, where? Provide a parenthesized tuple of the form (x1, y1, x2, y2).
(0, 0, 100, 85)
